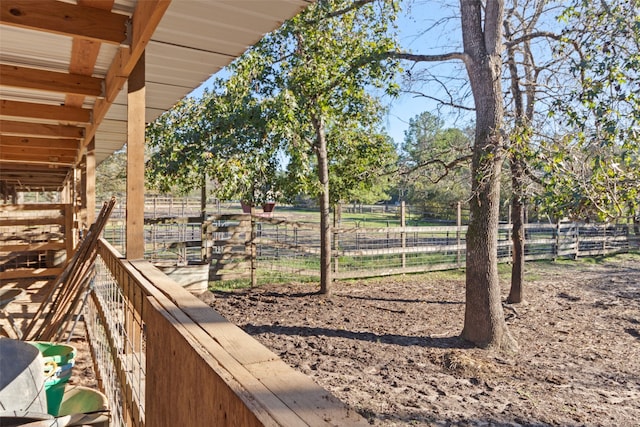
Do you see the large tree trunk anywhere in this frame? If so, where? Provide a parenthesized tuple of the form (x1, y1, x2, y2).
(460, 0, 516, 351)
(508, 159, 525, 303)
(313, 115, 332, 295)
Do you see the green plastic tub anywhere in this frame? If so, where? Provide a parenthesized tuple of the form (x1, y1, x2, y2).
(27, 342, 76, 366)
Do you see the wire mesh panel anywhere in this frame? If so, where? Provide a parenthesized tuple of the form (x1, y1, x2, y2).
(86, 253, 146, 427)
(255, 219, 321, 282)
(334, 226, 467, 278)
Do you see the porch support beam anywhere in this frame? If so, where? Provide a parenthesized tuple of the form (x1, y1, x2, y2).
(126, 52, 145, 260)
(86, 139, 96, 224)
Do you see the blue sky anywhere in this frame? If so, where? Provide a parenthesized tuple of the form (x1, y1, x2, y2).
(192, 2, 468, 148)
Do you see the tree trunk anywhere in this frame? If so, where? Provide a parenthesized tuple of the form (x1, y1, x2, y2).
(460, 0, 517, 351)
(313, 115, 332, 295)
(508, 159, 525, 303)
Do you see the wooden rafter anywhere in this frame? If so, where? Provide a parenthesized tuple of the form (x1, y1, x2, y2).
(0, 119, 84, 139)
(65, 0, 116, 109)
(83, 0, 171, 147)
(1, 136, 80, 150)
(0, 0, 128, 45)
(0, 64, 103, 98)
(0, 153, 75, 166)
(0, 100, 91, 123)
(1, 145, 77, 158)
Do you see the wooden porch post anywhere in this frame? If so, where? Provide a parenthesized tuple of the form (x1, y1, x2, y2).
(86, 139, 96, 225)
(126, 52, 146, 259)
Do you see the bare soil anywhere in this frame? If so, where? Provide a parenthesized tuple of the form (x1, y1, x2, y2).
(205, 253, 640, 426)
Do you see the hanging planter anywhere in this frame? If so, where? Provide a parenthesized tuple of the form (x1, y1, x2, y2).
(262, 202, 276, 213)
(241, 201, 253, 214)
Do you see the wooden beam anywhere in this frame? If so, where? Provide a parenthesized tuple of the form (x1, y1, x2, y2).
(0, 145, 77, 158)
(126, 53, 146, 260)
(65, 0, 116, 109)
(0, 0, 128, 45)
(0, 64, 103, 98)
(85, 140, 96, 224)
(83, 0, 171, 147)
(0, 163, 69, 173)
(0, 100, 91, 123)
(0, 120, 84, 139)
(1, 136, 79, 150)
(0, 152, 76, 165)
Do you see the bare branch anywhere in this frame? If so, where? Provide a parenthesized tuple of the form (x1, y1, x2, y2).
(402, 154, 473, 181)
(389, 51, 470, 65)
(503, 31, 561, 48)
(404, 90, 475, 112)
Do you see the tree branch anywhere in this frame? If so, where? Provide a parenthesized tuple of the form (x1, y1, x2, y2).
(404, 90, 475, 112)
(503, 31, 561, 48)
(402, 154, 473, 180)
(389, 51, 470, 66)
(304, 0, 377, 24)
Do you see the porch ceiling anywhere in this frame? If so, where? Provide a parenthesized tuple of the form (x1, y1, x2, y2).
(0, 0, 310, 193)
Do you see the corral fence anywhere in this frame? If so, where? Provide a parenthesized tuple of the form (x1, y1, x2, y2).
(253, 219, 638, 282)
(102, 213, 639, 284)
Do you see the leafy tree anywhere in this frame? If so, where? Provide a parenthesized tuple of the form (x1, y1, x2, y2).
(146, 88, 283, 205)
(539, 0, 640, 221)
(501, 0, 560, 303)
(222, 0, 400, 294)
(393, 0, 517, 350)
(96, 147, 127, 201)
(399, 111, 472, 216)
(146, 97, 207, 195)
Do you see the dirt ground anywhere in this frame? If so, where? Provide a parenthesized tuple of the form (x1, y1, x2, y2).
(205, 253, 640, 426)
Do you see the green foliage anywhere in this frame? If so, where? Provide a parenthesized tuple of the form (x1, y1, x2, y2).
(398, 111, 472, 212)
(541, 0, 640, 220)
(146, 97, 207, 195)
(223, 0, 401, 204)
(96, 147, 127, 200)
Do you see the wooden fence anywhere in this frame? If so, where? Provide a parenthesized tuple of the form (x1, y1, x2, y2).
(253, 220, 639, 281)
(0, 203, 74, 279)
(101, 215, 639, 283)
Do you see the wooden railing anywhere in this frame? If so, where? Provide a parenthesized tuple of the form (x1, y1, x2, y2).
(87, 238, 366, 426)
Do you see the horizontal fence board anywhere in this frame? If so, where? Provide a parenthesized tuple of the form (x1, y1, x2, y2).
(255, 238, 322, 255)
(0, 216, 66, 226)
(0, 242, 66, 252)
(0, 267, 63, 279)
(335, 262, 462, 280)
(338, 243, 465, 257)
(0, 203, 66, 212)
(336, 225, 467, 234)
(144, 216, 203, 225)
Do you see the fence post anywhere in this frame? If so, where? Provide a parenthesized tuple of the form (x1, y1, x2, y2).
(456, 201, 462, 267)
(333, 204, 341, 275)
(250, 207, 257, 287)
(553, 219, 560, 261)
(400, 201, 406, 268)
(507, 204, 512, 261)
(574, 223, 580, 259)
